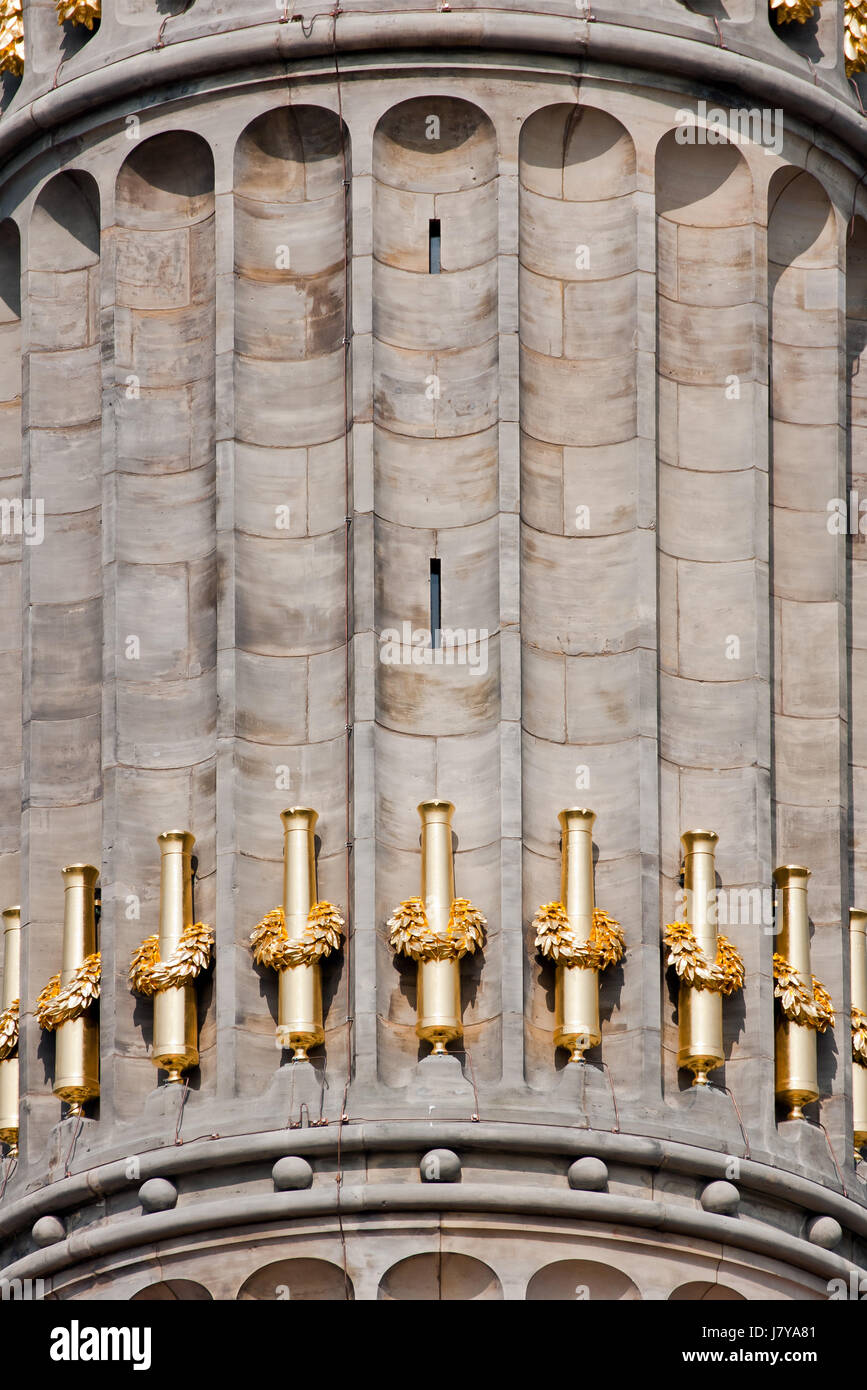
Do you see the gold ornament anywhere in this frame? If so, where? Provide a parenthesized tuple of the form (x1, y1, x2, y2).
(54, 0, 100, 28)
(534, 902, 625, 971)
(772, 953, 835, 1031)
(0, 999, 17, 1061)
(129, 922, 213, 997)
(251, 901, 344, 970)
(0, 0, 23, 77)
(664, 922, 745, 996)
(770, 0, 823, 22)
(853, 1007, 867, 1066)
(36, 954, 101, 1031)
(388, 896, 486, 963)
(846, 1, 867, 76)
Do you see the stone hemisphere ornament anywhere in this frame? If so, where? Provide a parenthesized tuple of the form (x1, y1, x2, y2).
(32, 1215, 65, 1247)
(420, 1148, 461, 1183)
(272, 1156, 314, 1191)
(138, 1178, 178, 1213)
(700, 1180, 740, 1216)
(807, 1215, 843, 1250)
(567, 1156, 609, 1191)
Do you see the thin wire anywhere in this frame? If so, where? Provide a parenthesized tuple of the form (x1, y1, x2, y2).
(450, 1048, 481, 1121)
(62, 1113, 84, 1179)
(173, 1079, 190, 1146)
(817, 1120, 849, 1199)
(599, 1060, 621, 1134)
(0, 1148, 16, 1200)
(719, 1084, 751, 1160)
(335, 1078, 351, 1299)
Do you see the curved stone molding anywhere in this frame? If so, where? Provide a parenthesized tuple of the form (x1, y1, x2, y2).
(0, 15, 865, 170)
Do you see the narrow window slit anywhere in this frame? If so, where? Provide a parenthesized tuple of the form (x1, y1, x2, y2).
(430, 559, 441, 648)
(429, 219, 441, 274)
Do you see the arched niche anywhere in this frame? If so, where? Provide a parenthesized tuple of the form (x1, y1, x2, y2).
(118, 0, 193, 24)
(371, 93, 502, 1091)
(769, 0, 838, 68)
(237, 1259, 353, 1301)
(378, 1253, 502, 1301)
(526, 1259, 640, 1301)
(131, 1279, 213, 1301)
(373, 94, 497, 191)
(655, 129, 759, 1103)
(0, 217, 21, 446)
(230, 103, 351, 1089)
(518, 103, 638, 1092)
(116, 129, 213, 227)
(676, 1, 755, 17)
(111, 128, 218, 1112)
(669, 1280, 746, 1300)
(30, 170, 99, 272)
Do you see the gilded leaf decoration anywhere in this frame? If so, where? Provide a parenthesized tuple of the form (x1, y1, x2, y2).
(129, 922, 213, 997)
(0, 0, 23, 78)
(36, 955, 101, 1031)
(664, 922, 744, 996)
(250, 901, 344, 970)
(773, 953, 835, 1031)
(534, 902, 625, 971)
(388, 896, 486, 962)
(0, 998, 18, 1060)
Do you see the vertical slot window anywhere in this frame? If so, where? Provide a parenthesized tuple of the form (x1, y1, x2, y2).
(430, 559, 441, 648)
(429, 218, 441, 274)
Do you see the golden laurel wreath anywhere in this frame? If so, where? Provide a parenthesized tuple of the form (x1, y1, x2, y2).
(129, 923, 213, 997)
(0, 0, 23, 77)
(770, 0, 822, 23)
(388, 897, 486, 963)
(663, 923, 745, 996)
(35, 954, 101, 1031)
(250, 902, 344, 970)
(55, 0, 100, 28)
(0, 999, 18, 1060)
(533, 903, 625, 971)
(773, 954, 835, 1032)
(846, 1, 867, 75)
(852, 1008, 867, 1066)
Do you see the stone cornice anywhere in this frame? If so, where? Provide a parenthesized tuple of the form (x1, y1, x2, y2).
(1, 1121, 866, 1280)
(0, 12, 863, 176)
